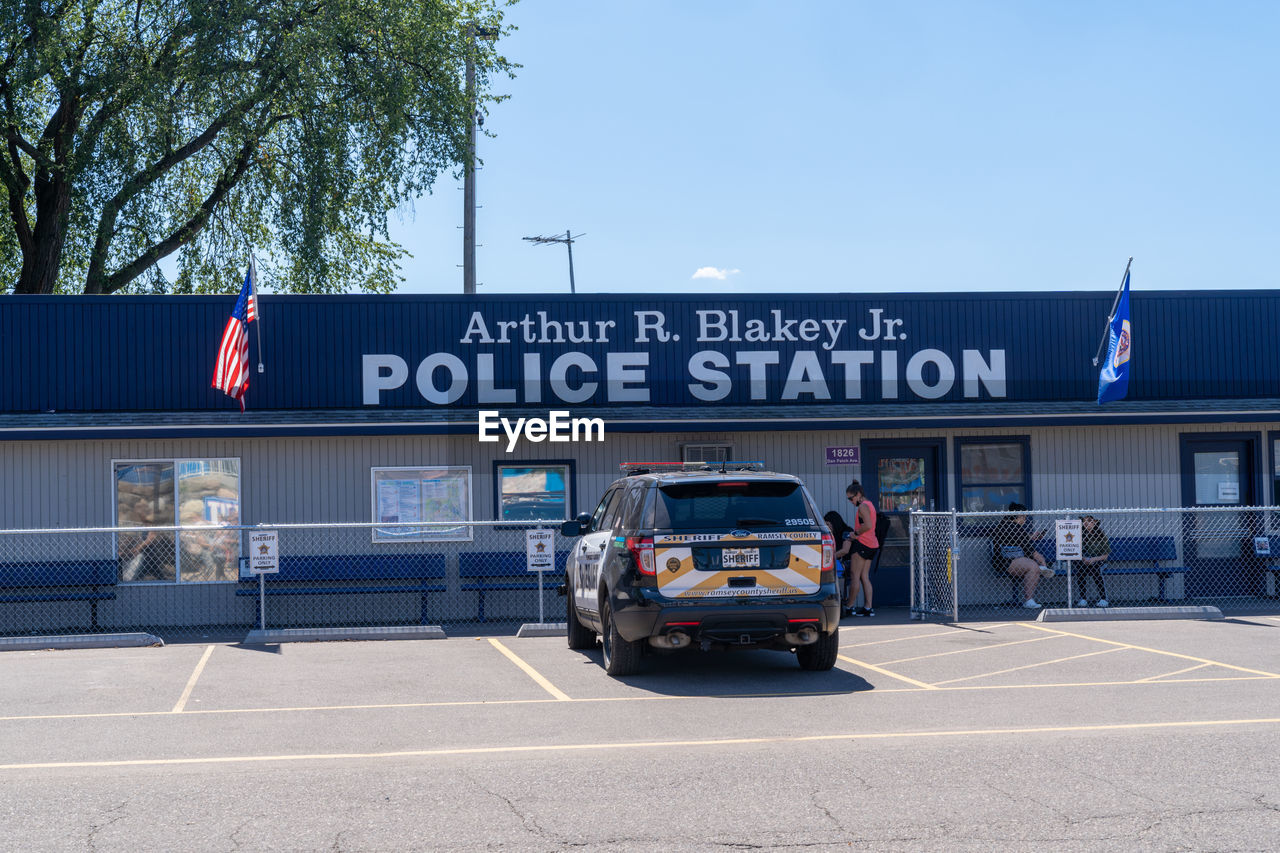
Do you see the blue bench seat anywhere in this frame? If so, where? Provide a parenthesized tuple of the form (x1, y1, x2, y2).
(0, 559, 118, 628)
(236, 554, 447, 625)
(1034, 535, 1185, 601)
(458, 550, 569, 621)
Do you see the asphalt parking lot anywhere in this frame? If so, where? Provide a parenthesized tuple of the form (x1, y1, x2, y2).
(3, 612, 1280, 852)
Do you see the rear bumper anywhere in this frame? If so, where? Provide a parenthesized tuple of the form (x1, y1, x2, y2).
(610, 587, 840, 644)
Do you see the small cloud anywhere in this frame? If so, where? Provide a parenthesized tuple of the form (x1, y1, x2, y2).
(691, 266, 741, 281)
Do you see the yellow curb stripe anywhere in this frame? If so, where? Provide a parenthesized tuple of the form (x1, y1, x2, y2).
(6, 717, 1280, 772)
(171, 645, 214, 714)
(837, 654, 938, 689)
(487, 638, 571, 701)
(1019, 623, 1280, 678)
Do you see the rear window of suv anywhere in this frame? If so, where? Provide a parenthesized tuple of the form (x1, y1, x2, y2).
(650, 481, 817, 531)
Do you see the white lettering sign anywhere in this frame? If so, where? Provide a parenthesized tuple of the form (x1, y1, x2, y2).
(357, 307, 1009, 406)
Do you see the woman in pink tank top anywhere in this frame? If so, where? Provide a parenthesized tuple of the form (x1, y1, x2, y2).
(846, 480, 877, 617)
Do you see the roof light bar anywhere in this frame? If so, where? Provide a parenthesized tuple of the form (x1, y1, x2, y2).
(617, 461, 767, 474)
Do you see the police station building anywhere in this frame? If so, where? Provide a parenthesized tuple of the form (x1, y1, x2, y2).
(3, 290, 1280, 623)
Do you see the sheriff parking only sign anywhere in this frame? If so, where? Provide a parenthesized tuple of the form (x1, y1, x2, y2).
(526, 529, 555, 572)
(249, 529, 279, 574)
(1055, 519, 1082, 560)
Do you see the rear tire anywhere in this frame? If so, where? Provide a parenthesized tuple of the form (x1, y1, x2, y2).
(566, 580, 597, 650)
(797, 627, 839, 671)
(601, 597, 643, 676)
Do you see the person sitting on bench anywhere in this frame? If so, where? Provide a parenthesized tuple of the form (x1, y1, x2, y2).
(990, 502, 1054, 609)
(1075, 514, 1110, 608)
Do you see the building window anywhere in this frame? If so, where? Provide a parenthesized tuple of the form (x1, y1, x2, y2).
(682, 443, 732, 463)
(372, 466, 472, 542)
(1271, 436, 1280, 506)
(495, 462, 573, 522)
(956, 438, 1030, 513)
(114, 458, 241, 583)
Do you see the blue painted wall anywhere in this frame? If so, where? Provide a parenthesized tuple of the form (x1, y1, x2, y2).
(2, 291, 1277, 412)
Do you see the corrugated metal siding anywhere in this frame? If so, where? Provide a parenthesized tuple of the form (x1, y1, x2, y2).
(2, 423, 1276, 530)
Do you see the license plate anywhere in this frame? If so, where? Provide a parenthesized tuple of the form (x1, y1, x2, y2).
(721, 548, 760, 569)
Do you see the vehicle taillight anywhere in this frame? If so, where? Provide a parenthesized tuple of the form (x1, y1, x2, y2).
(627, 536, 655, 575)
(821, 532, 834, 571)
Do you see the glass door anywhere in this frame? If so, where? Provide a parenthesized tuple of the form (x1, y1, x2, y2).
(1179, 435, 1261, 598)
(860, 440, 944, 607)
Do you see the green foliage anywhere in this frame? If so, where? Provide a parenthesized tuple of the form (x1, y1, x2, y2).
(1, 0, 515, 294)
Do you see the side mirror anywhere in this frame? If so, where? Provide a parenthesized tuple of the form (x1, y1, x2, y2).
(560, 512, 592, 537)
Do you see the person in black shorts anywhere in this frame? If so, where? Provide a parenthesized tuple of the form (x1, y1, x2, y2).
(846, 481, 878, 616)
(990, 502, 1054, 609)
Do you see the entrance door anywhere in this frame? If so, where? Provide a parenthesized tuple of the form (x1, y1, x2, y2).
(861, 440, 944, 607)
(1179, 434, 1262, 598)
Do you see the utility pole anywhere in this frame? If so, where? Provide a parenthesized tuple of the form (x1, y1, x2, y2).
(522, 231, 584, 294)
(463, 24, 499, 295)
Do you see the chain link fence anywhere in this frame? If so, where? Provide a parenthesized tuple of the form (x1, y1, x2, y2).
(911, 506, 1280, 621)
(0, 521, 570, 640)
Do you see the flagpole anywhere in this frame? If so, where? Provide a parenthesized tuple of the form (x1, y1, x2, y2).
(1092, 257, 1133, 367)
(254, 252, 267, 371)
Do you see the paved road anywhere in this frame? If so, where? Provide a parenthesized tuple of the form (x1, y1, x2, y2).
(3, 612, 1280, 851)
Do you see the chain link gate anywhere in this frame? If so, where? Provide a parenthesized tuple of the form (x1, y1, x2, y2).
(911, 506, 1280, 622)
(910, 511, 958, 621)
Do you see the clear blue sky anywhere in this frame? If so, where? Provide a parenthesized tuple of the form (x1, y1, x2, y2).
(388, 0, 1279, 295)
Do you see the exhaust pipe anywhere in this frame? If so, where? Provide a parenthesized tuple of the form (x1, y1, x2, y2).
(784, 626, 820, 646)
(649, 630, 691, 650)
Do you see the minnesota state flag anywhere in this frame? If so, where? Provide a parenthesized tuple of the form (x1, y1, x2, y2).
(1097, 270, 1131, 404)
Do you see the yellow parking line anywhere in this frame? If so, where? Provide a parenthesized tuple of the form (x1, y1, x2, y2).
(1138, 663, 1210, 682)
(837, 654, 938, 689)
(931, 647, 1126, 686)
(0, 691, 850, 723)
(841, 624, 1012, 649)
(1020, 623, 1280, 678)
(926, 675, 1280, 690)
(3, 672, 1277, 725)
(487, 638, 571, 701)
(878, 633, 1060, 666)
(171, 645, 214, 714)
(6, 717, 1280, 772)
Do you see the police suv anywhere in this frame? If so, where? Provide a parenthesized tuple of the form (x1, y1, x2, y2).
(560, 462, 840, 676)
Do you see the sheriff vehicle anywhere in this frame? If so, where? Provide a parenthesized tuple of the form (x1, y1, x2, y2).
(561, 462, 840, 676)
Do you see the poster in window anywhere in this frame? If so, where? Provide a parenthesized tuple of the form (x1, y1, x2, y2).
(372, 467, 472, 542)
(499, 466, 569, 521)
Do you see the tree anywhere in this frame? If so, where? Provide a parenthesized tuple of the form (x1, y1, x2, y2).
(1, 0, 513, 295)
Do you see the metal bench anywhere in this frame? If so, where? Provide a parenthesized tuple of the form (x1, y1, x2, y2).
(236, 554, 447, 625)
(0, 560, 118, 629)
(458, 550, 569, 622)
(1036, 535, 1185, 601)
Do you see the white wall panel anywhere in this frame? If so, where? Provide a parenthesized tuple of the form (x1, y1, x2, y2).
(2, 421, 1277, 530)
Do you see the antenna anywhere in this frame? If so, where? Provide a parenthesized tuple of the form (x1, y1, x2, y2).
(522, 230, 584, 294)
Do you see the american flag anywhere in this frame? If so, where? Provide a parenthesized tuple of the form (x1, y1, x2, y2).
(212, 266, 258, 411)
